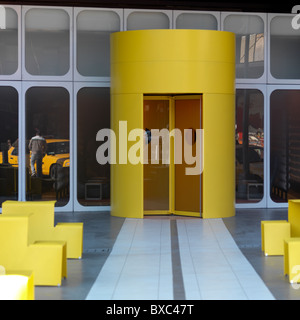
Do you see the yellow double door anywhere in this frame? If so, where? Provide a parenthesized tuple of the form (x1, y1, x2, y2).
(143, 95, 202, 217)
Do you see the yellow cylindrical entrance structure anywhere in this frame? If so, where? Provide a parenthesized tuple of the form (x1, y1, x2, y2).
(110, 29, 235, 219)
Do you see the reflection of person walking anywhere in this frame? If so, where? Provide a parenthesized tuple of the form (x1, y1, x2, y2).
(28, 130, 47, 177)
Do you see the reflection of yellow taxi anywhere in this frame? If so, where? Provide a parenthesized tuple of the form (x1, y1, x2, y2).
(0, 139, 69, 179)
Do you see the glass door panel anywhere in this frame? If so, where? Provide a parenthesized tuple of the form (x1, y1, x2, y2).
(77, 87, 110, 207)
(0, 86, 18, 207)
(143, 98, 170, 212)
(235, 89, 264, 203)
(25, 86, 70, 207)
(270, 90, 300, 203)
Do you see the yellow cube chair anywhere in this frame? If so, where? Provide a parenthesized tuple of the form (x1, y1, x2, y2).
(0, 213, 67, 286)
(0, 270, 35, 300)
(2, 201, 83, 259)
(284, 238, 300, 284)
(288, 200, 300, 237)
(261, 220, 291, 256)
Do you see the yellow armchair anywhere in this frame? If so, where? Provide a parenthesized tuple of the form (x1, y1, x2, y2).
(2, 201, 83, 259)
(0, 213, 67, 286)
(261, 220, 290, 256)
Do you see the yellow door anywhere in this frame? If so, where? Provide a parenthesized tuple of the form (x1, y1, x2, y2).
(143, 95, 202, 217)
(174, 97, 201, 217)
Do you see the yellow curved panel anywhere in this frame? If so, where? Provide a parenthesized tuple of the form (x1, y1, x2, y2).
(111, 61, 235, 95)
(202, 93, 235, 218)
(111, 94, 144, 219)
(111, 29, 235, 95)
(111, 29, 234, 63)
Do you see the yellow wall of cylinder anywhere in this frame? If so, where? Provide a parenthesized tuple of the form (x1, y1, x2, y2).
(111, 93, 144, 219)
(202, 93, 235, 218)
(110, 29, 235, 219)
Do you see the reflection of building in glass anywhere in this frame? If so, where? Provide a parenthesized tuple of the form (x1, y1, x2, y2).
(235, 89, 264, 203)
(270, 90, 300, 203)
(240, 33, 264, 64)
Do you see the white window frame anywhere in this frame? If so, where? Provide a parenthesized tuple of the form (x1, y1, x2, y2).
(21, 81, 74, 212)
(221, 11, 267, 84)
(235, 84, 268, 209)
(73, 82, 111, 212)
(0, 5, 21, 81)
(173, 10, 220, 30)
(73, 7, 123, 83)
(21, 6, 73, 82)
(266, 84, 300, 208)
(124, 8, 172, 30)
(0, 82, 21, 213)
(267, 13, 300, 85)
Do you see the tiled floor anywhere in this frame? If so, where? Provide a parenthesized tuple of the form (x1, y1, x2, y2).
(177, 219, 273, 300)
(87, 218, 173, 300)
(35, 208, 300, 300)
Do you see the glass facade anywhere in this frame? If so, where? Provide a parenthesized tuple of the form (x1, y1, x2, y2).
(76, 10, 120, 77)
(223, 14, 265, 79)
(0, 8, 18, 76)
(270, 16, 300, 79)
(25, 86, 70, 206)
(77, 87, 110, 206)
(126, 10, 170, 30)
(270, 90, 300, 202)
(0, 6, 299, 210)
(0, 86, 18, 206)
(25, 8, 70, 76)
(175, 12, 218, 30)
(235, 89, 264, 203)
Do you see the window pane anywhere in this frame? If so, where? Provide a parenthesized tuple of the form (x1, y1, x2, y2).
(76, 10, 120, 77)
(77, 87, 110, 206)
(176, 13, 217, 30)
(223, 15, 264, 79)
(26, 87, 70, 207)
(0, 86, 18, 206)
(270, 90, 300, 202)
(236, 89, 264, 203)
(25, 8, 70, 76)
(270, 16, 300, 79)
(0, 8, 18, 75)
(127, 11, 169, 30)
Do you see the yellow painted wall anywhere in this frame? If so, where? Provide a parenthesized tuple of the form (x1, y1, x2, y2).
(202, 93, 235, 218)
(110, 29, 235, 219)
(111, 94, 144, 219)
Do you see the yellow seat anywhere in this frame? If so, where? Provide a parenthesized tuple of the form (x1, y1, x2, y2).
(0, 270, 35, 300)
(288, 200, 300, 237)
(0, 213, 67, 286)
(2, 201, 83, 259)
(261, 220, 290, 256)
(284, 238, 300, 284)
